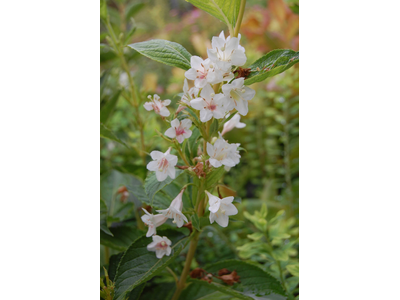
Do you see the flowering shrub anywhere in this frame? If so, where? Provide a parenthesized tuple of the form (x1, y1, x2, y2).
(100, 0, 299, 299)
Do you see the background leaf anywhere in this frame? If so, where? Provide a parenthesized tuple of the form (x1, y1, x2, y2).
(186, 0, 241, 30)
(144, 169, 184, 202)
(100, 221, 144, 251)
(128, 39, 192, 70)
(100, 90, 121, 124)
(206, 259, 287, 299)
(100, 123, 129, 148)
(244, 49, 299, 85)
(113, 229, 189, 300)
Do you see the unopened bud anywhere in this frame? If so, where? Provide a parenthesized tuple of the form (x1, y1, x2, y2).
(176, 104, 186, 113)
(147, 95, 152, 99)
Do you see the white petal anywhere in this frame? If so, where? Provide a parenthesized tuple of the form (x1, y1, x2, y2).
(163, 99, 171, 106)
(183, 78, 189, 93)
(165, 127, 176, 139)
(155, 249, 165, 259)
(190, 55, 203, 70)
(185, 68, 198, 80)
(190, 98, 206, 110)
(230, 50, 247, 66)
(146, 226, 156, 237)
(156, 171, 168, 182)
(235, 99, 249, 116)
(206, 142, 214, 156)
(166, 247, 171, 256)
(200, 84, 214, 100)
(199, 109, 212, 122)
(167, 166, 176, 179)
(215, 214, 229, 227)
(176, 135, 184, 144)
(242, 87, 256, 100)
(195, 77, 207, 88)
(147, 241, 157, 250)
(170, 118, 180, 128)
(182, 130, 192, 139)
(146, 160, 158, 171)
(223, 203, 238, 216)
(226, 37, 239, 53)
(159, 107, 170, 117)
(209, 158, 222, 168)
(236, 121, 246, 129)
(207, 49, 218, 62)
(150, 151, 164, 160)
(143, 102, 153, 111)
(221, 158, 236, 167)
(181, 119, 192, 128)
(209, 212, 216, 224)
(166, 155, 178, 166)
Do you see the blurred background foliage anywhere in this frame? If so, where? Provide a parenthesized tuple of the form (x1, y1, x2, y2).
(101, 0, 299, 298)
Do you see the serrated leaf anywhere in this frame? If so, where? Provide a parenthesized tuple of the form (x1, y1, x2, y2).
(186, 0, 241, 31)
(126, 181, 170, 210)
(100, 123, 129, 148)
(244, 50, 299, 85)
(144, 169, 184, 202)
(100, 90, 121, 124)
(113, 229, 189, 300)
(108, 252, 124, 281)
(206, 260, 287, 298)
(128, 39, 192, 70)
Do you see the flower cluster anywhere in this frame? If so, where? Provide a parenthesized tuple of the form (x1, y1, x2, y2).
(142, 31, 254, 258)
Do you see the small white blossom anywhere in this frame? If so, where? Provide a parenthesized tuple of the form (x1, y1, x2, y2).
(222, 77, 255, 116)
(147, 235, 172, 259)
(141, 208, 168, 237)
(165, 119, 192, 144)
(185, 56, 223, 88)
(156, 189, 188, 227)
(207, 31, 247, 72)
(190, 84, 228, 122)
(143, 94, 171, 117)
(207, 135, 241, 168)
(206, 191, 238, 227)
(221, 113, 246, 136)
(181, 79, 200, 106)
(146, 148, 178, 181)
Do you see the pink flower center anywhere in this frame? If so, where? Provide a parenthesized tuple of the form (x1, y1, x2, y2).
(176, 126, 186, 136)
(156, 241, 168, 250)
(158, 157, 169, 172)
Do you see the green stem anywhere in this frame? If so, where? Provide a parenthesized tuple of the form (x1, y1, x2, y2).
(174, 141, 191, 166)
(166, 267, 179, 286)
(233, 0, 246, 38)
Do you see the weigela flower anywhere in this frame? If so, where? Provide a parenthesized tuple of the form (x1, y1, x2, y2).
(206, 191, 238, 227)
(207, 31, 247, 72)
(146, 148, 178, 181)
(143, 94, 171, 117)
(156, 189, 188, 227)
(207, 135, 241, 168)
(190, 84, 228, 122)
(147, 235, 172, 259)
(185, 56, 223, 88)
(165, 118, 192, 144)
(222, 77, 255, 116)
(181, 78, 199, 106)
(141, 208, 168, 237)
(221, 113, 246, 136)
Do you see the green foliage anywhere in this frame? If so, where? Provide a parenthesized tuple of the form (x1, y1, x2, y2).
(128, 39, 192, 70)
(100, 221, 143, 251)
(206, 259, 287, 298)
(185, 0, 241, 31)
(245, 50, 299, 85)
(125, 3, 145, 21)
(205, 166, 226, 190)
(100, 123, 129, 148)
(100, 90, 121, 124)
(144, 169, 184, 203)
(113, 229, 189, 300)
(182, 279, 252, 300)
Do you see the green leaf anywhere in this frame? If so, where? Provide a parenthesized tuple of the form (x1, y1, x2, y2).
(113, 229, 189, 300)
(125, 3, 145, 21)
(286, 264, 299, 277)
(128, 39, 192, 70)
(126, 181, 170, 210)
(209, 118, 219, 138)
(206, 259, 287, 299)
(186, 0, 241, 31)
(144, 169, 184, 202)
(182, 279, 252, 300)
(244, 50, 299, 85)
(192, 214, 201, 231)
(100, 123, 129, 148)
(247, 232, 264, 241)
(100, 222, 144, 251)
(100, 199, 113, 236)
(114, 163, 147, 180)
(100, 90, 121, 124)
(205, 167, 225, 190)
(189, 127, 201, 159)
(108, 252, 124, 281)
(127, 283, 146, 300)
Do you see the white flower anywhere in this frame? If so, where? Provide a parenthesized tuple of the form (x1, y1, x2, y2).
(207, 31, 247, 72)
(147, 235, 172, 259)
(146, 148, 178, 181)
(156, 189, 188, 227)
(222, 78, 255, 116)
(181, 79, 199, 106)
(185, 56, 223, 88)
(207, 135, 241, 168)
(143, 94, 171, 117)
(206, 191, 238, 227)
(165, 119, 192, 144)
(190, 84, 228, 122)
(141, 208, 168, 237)
(221, 113, 246, 136)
